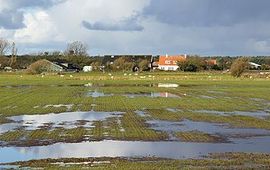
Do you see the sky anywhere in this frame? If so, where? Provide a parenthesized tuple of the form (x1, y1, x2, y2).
(0, 0, 270, 56)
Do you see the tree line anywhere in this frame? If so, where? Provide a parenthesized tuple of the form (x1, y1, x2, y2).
(1, 38, 270, 75)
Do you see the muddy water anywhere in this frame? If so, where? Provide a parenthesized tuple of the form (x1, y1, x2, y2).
(1, 137, 270, 163)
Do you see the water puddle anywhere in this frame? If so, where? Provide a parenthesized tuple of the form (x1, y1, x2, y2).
(0, 111, 123, 133)
(86, 90, 113, 98)
(147, 119, 270, 140)
(1, 137, 270, 163)
(166, 108, 182, 113)
(86, 91, 180, 98)
(85, 83, 179, 88)
(123, 92, 180, 98)
(157, 83, 179, 88)
(194, 110, 270, 119)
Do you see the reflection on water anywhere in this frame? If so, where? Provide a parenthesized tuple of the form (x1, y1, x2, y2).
(194, 110, 270, 119)
(124, 92, 180, 98)
(157, 83, 179, 88)
(1, 137, 270, 163)
(0, 111, 123, 133)
(147, 119, 270, 139)
(86, 91, 180, 98)
(86, 90, 112, 98)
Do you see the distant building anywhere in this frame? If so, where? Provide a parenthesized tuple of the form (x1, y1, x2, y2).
(249, 62, 261, 69)
(206, 59, 217, 66)
(56, 62, 79, 72)
(28, 59, 79, 73)
(158, 55, 187, 71)
(83, 66, 93, 72)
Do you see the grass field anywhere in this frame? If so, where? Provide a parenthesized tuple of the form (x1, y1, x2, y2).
(0, 71, 270, 168)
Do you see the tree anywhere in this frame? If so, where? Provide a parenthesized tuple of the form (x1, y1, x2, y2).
(111, 57, 134, 71)
(178, 56, 206, 72)
(0, 38, 10, 56)
(217, 57, 233, 70)
(64, 41, 89, 69)
(0, 56, 10, 68)
(65, 41, 88, 56)
(138, 59, 149, 71)
(261, 64, 270, 70)
(91, 61, 102, 70)
(230, 58, 249, 77)
(9, 42, 18, 68)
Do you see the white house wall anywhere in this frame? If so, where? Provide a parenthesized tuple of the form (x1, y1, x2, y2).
(158, 65, 179, 71)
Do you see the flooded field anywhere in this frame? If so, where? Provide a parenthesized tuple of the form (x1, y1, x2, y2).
(0, 75, 270, 168)
(1, 137, 270, 163)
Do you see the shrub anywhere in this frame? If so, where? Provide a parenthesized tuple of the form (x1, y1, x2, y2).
(138, 59, 149, 71)
(230, 58, 249, 77)
(26, 59, 51, 74)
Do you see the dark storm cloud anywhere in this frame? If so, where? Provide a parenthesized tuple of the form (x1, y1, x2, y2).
(82, 16, 144, 31)
(0, 0, 66, 29)
(143, 0, 270, 26)
(8, 0, 66, 9)
(0, 10, 25, 29)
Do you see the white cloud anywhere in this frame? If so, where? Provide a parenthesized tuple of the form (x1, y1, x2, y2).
(14, 10, 63, 43)
(1, 0, 270, 55)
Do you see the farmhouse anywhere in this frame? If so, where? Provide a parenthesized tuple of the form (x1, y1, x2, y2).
(158, 55, 187, 71)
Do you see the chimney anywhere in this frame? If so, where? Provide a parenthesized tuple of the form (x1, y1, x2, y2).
(166, 54, 168, 58)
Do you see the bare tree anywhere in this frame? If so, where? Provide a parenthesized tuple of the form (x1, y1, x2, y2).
(0, 38, 10, 56)
(65, 41, 88, 56)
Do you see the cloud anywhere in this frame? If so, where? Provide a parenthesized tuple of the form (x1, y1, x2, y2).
(143, 0, 270, 27)
(0, 0, 66, 29)
(1, 0, 270, 55)
(14, 11, 63, 44)
(82, 16, 144, 31)
(0, 10, 25, 29)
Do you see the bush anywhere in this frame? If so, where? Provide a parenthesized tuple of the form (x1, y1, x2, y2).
(26, 59, 51, 74)
(230, 58, 249, 77)
(138, 59, 149, 71)
(261, 64, 270, 70)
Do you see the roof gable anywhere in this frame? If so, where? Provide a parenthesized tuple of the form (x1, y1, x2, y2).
(158, 55, 186, 66)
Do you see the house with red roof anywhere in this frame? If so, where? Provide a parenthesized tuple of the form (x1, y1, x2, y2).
(158, 54, 187, 71)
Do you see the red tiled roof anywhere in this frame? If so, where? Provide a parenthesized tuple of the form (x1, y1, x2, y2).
(158, 55, 186, 66)
(207, 59, 217, 65)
